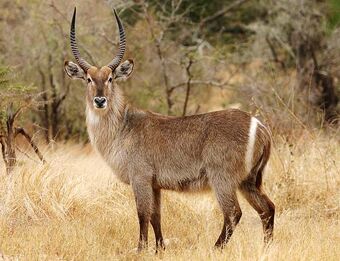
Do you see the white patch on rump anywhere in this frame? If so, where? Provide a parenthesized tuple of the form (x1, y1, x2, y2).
(86, 108, 100, 126)
(245, 117, 258, 173)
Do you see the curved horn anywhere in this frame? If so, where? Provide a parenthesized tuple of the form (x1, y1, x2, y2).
(70, 7, 92, 72)
(107, 9, 126, 71)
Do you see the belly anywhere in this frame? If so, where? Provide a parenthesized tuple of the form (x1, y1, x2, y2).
(155, 167, 210, 192)
(102, 147, 211, 192)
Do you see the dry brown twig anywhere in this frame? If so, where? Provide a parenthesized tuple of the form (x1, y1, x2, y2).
(15, 127, 46, 164)
(182, 57, 194, 116)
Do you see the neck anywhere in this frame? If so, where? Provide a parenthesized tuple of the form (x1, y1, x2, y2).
(86, 86, 127, 151)
(106, 86, 127, 128)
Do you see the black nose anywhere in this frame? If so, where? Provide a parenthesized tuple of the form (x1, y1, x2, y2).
(94, 97, 107, 108)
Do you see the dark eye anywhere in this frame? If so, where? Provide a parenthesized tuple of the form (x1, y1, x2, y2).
(108, 77, 112, 83)
(87, 78, 92, 83)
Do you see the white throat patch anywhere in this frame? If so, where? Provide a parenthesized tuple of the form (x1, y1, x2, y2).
(86, 108, 100, 125)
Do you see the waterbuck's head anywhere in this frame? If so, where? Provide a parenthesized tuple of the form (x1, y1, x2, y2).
(64, 7, 134, 113)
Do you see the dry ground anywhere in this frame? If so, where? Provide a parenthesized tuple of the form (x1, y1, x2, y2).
(0, 132, 339, 260)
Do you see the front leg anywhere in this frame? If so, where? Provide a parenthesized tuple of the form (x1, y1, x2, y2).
(150, 188, 165, 252)
(131, 177, 153, 251)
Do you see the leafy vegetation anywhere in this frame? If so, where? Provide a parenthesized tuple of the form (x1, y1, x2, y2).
(0, 0, 338, 141)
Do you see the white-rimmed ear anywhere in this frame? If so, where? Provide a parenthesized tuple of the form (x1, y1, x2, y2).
(64, 61, 86, 80)
(113, 59, 134, 81)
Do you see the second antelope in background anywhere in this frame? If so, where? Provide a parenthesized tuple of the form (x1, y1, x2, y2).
(64, 7, 275, 252)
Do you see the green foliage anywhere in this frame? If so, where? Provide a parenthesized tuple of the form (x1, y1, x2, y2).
(0, 66, 36, 96)
(0, 67, 10, 87)
(0, 65, 37, 130)
(0, 0, 338, 141)
(326, 0, 340, 31)
(122, 0, 266, 46)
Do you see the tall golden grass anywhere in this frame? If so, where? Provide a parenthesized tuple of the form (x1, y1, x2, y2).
(0, 131, 339, 260)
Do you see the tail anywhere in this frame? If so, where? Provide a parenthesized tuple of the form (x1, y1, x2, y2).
(242, 117, 272, 189)
(251, 132, 271, 189)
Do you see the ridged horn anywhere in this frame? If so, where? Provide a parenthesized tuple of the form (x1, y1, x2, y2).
(70, 7, 92, 72)
(107, 9, 126, 71)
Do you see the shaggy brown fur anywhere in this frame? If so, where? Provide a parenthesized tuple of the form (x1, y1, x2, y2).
(64, 9, 274, 251)
(65, 60, 275, 251)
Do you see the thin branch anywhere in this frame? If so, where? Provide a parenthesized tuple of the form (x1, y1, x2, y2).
(48, 1, 97, 66)
(6, 103, 14, 126)
(49, 0, 69, 22)
(55, 92, 68, 109)
(310, 45, 319, 71)
(15, 145, 41, 164)
(266, 36, 286, 70)
(0, 136, 8, 167)
(194, 104, 201, 114)
(182, 58, 194, 116)
(79, 43, 98, 66)
(15, 127, 46, 164)
(100, 32, 118, 46)
(47, 54, 57, 100)
(199, 0, 250, 30)
(270, 88, 312, 135)
(273, 34, 296, 60)
(12, 106, 26, 123)
(55, 75, 71, 110)
(171, 64, 241, 92)
(170, 79, 237, 91)
(142, 2, 174, 114)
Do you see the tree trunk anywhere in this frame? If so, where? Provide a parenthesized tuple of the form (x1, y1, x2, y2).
(314, 71, 339, 124)
(291, 32, 339, 124)
(38, 65, 52, 143)
(0, 104, 46, 174)
(5, 104, 17, 174)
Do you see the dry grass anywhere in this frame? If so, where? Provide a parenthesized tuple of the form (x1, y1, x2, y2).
(0, 132, 339, 261)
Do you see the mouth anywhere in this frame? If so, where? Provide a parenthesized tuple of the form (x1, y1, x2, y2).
(93, 103, 107, 109)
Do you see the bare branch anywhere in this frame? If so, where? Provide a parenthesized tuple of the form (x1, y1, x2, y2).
(12, 106, 26, 123)
(78, 43, 98, 66)
(15, 145, 41, 164)
(199, 0, 250, 30)
(272, 34, 296, 60)
(49, 0, 69, 22)
(266, 36, 286, 70)
(170, 79, 237, 91)
(15, 127, 46, 164)
(100, 32, 118, 46)
(182, 58, 194, 116)
(48, 1, 97, 66)
(142, 2, 174, 114)
(0, 136, 8, 167)
(6, 103, 14, 126)
(194, 104, 201, 114)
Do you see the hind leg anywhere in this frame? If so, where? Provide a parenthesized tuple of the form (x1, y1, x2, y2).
(150, 188, 165, 251)
(240, 181, 275, 244)
(211, 180, 242, 248)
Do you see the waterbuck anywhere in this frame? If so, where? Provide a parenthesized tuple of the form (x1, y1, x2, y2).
(64, 7, 275, 251)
